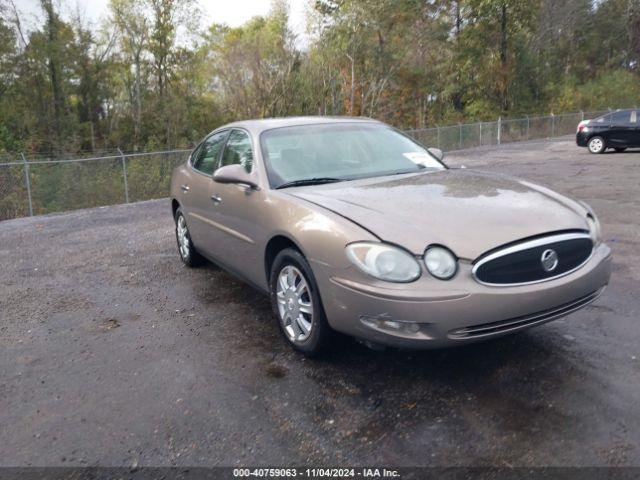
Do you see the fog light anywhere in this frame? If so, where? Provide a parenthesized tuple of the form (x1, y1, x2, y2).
(382, 319, 402, 330)
(360, 315, 421, 334)
(405, 322, 420, 333)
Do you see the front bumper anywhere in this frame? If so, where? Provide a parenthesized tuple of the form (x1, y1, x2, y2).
(313, 243, 612, 349)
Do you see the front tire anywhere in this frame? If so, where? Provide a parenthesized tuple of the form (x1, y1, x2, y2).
(175, 207, 205, 267)
(269, 248, 331, 356)
(588, 136, 606, 154)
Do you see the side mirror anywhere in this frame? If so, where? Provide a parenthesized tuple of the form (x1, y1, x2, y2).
(428, 147, 444, 161)
(213, 164, 260, 190)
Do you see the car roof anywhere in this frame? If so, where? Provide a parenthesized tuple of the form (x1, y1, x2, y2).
(214, 116, 382, 134)
(600, 108, 635, 116)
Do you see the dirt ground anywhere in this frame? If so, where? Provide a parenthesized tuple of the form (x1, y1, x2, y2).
(1, 138, 639, 467)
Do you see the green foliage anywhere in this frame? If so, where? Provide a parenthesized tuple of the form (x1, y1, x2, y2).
(551, 71, 640, 112)
(0, 0, 637, 148)
(0, 124, 22, 153)
(202, 1, 303, 119)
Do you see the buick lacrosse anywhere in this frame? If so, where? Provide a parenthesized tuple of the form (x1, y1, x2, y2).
(170, 117, 611, 355)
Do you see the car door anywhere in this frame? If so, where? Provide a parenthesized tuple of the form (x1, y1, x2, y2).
(179, 130, 228, 253)
(207, 129, 264, 282)
(608, 111, 634, 147)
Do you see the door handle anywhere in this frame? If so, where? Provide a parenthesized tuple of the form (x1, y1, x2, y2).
(180, 184, 190, 192)
(211, 194, 222, 204)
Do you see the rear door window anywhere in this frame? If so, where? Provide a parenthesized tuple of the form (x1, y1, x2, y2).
(611, 111, 632, 126)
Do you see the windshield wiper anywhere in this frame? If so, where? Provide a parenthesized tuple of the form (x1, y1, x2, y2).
(275, 177, 345, 189)
(389, 166, 427, 176)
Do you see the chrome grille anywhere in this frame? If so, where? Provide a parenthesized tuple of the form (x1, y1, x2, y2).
(472, 232, 593, 286)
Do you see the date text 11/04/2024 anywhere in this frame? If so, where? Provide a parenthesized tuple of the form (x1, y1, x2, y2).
(232, 468, 401, 478)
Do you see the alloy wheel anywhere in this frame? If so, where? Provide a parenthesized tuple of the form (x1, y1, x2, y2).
(588, 137, 604, 154)
(176, 214, 190, 260)
(276, 265, 314, 342)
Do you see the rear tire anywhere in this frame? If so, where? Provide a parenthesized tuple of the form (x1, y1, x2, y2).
(588, 136, 606, 154)
(614, 148, 627, 153)
(174, 207, 205, 267)
(269, 248, 331, 356)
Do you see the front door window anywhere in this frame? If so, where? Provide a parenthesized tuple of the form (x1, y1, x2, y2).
(220, 130, 254, 173)
(193, 131, 228, 175)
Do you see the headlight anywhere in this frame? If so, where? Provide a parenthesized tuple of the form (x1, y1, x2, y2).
(424, 246, 458, 280)
(345, 242, 421, 282)
(587, 214, 602, 245)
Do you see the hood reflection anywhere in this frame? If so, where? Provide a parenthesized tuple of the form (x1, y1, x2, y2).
(289, 169, 586, 259)
(358, 169, 529, 199)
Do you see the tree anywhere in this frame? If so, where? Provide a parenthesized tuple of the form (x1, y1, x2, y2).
(204, 1, 300, 118)
(41, 0, 67, 145)
(0, 0, 637, 154)
(110, 0, 149, 150)
(630, 0, 640, 70)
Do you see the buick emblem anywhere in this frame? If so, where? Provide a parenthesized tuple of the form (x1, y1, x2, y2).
(541, 249, 559, 272)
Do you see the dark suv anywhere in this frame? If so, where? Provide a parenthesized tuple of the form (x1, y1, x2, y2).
(576, 109, 640, 154)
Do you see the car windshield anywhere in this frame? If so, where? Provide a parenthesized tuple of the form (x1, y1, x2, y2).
(260, 123, 445, 189)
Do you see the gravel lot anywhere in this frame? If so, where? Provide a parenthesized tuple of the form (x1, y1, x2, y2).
(1, 138, 639, 467)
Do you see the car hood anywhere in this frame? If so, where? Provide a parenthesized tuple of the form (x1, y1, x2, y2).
(287, 169, 590, 260)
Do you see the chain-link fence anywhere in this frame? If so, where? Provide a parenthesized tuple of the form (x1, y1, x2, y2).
(405, 110, 612, 151)
(0, 109, 627, 221)
(0, 149, 190, 221)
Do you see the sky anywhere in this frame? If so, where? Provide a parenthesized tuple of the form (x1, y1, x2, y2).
(15, 0, 310, 41)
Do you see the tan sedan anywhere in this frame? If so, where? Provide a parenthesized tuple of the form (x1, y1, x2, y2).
(170, 117, 612, 355)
